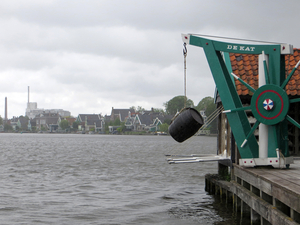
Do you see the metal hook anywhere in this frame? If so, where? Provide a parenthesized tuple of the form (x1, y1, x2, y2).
(183, 43, 187, 56)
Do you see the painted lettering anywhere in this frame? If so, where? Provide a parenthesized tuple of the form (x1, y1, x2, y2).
(227, 44, 255, 52)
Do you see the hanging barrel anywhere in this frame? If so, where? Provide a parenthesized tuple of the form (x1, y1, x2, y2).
(168, 108, 204, 143)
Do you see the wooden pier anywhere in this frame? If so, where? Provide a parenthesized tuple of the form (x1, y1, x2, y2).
(205, 161, 300, 225)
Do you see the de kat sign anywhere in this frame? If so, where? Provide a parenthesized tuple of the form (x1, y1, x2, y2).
(227, 45, 255, 52)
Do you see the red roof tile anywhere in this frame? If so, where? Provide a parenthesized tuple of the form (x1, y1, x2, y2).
(230, 49, 300, 96)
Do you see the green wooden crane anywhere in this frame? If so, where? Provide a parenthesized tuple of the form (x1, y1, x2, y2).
(183, 34, 298, 167)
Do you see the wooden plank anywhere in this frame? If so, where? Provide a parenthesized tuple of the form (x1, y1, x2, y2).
(231, 181, 270, 219)
(259, 178, 272, 195)
(242, 166, 300, 188)
(234, 164, 300, 192)
(269, 170, 300, 186)
(234, 164, 300, 209)
(255, 166, 300, 188)
(271, 169, 300, 177)
(234, 166, 272, 195)
(266, 164, 300, 173)
(272, 184, 300, 212)
(251, 174, 300, 212)
(258, 174, 300, 195)
(266, 170, 298, 180)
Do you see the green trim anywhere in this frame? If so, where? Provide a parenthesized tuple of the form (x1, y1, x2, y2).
(189, 35, 280, 55)
(224, 106, 252, 113)
(244, 120, 260, 145)
(223, 52, 234, 83)
(232, 73, 256, 93)
(290, 98, 300, 103)
(281, 66, 298, 89)
(263, 60, 270, 84)
(287, 115, 300, 129)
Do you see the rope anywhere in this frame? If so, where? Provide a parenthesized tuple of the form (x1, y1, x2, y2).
(170, 43, 188, 124)
(276, 148, 285, 169)
(197, 105, 224, 133)
(183, 43, 187, 108)
(170, 107, 187, 124)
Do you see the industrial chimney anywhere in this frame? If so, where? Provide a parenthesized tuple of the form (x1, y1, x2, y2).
(5, 97, 7, 121)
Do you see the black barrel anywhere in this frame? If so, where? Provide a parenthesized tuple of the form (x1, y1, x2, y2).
(168, 108, 204, 143)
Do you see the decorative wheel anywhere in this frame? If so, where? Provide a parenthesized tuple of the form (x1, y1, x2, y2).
(251, 84, 289, 125)
(225, 54, 300, 148)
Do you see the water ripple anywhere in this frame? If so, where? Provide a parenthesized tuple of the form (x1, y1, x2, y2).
(0, 133, 232, 224)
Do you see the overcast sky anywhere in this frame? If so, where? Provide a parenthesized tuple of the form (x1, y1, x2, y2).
(1, 0, 300, 117)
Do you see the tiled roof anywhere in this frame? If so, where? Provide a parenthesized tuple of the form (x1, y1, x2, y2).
(78, 114, 101, 121)
(230, 49, 300, 96)
(138, 114, 153, 126)
(111, 108, 135, 122)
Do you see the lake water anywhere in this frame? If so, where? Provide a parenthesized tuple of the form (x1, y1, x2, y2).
(0, 133, 239, 224)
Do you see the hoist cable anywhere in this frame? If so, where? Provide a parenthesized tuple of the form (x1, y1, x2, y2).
(198, 105, 224, 132)
(183, 43, 187, 108)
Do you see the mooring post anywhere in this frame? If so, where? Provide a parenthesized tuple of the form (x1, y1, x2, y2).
(232, 194, 235, 212)
(218, 162, 229, 180)
(290, 208, 294, 221)
(241, 199, 244, 218)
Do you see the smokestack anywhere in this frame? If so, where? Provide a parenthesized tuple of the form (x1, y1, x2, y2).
(5, 97, 7, 121)
(28, 86, 30, 103)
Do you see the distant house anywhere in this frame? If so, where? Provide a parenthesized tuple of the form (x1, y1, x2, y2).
(148, 117, 163, 132)
(134, 113, 153, 131)
(124, 113, 135, 131)
(132, 111, 174, 132)
(17, 117, 30, 131)
(7, 116, 34, 131)
(35, 113, 60, 132)
(28, 119, 36, 131)
(110, 107, 135, 122)
(76, 114, 104, 132)
(10, 117, 19, 131)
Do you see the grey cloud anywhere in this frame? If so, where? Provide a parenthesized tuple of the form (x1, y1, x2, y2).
(0, 0, 300, 117)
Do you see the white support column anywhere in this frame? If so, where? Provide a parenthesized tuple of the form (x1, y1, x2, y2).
(258, 52, 269, 159)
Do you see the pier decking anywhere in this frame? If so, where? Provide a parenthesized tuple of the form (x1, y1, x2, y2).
(206, 160, 300, 225)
